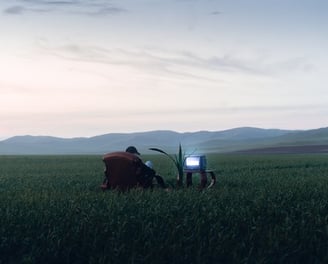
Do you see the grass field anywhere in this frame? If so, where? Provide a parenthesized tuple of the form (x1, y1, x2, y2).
(1, 154, 328, 263)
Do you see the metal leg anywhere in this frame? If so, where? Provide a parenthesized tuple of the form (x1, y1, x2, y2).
(200, 171, 207, 189)
(186, 172, 192, 187)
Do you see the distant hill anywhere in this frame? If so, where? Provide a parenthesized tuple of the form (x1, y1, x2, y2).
(1, 127, 328, 155)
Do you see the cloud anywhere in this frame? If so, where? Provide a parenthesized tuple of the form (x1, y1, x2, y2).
(38, 42, 314, 86)
(82, 6, 125, 16)
(210, 11, 222, 15)
(4, 6, 26, 14)
(3, 5, 52, 14)
(4, 0, 125, 16)
(37, 44, 225, 83)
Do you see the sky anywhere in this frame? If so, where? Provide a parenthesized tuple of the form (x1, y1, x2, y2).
(1, 0, 327, 139)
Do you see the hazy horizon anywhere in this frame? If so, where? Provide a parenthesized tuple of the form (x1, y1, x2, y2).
(2, 125, 327, 142)
(1, 0, 327, 139)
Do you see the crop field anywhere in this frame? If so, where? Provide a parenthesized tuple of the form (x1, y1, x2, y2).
(1, 154, 328, 263)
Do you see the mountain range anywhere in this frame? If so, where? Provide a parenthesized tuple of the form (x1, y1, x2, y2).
(1, 127, 328, 155)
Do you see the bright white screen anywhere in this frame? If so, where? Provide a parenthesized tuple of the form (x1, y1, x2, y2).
(186, 157, 200, 167)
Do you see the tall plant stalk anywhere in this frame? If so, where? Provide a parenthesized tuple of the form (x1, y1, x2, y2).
(149, 144, 184, 187)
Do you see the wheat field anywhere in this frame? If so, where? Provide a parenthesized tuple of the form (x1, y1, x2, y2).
(1, 154, 328, 263)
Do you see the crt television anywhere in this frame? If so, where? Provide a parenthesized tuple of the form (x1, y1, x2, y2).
(183, 155, 207, 172)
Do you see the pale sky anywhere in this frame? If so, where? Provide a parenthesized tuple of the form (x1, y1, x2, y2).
(1, 0, 327, 139)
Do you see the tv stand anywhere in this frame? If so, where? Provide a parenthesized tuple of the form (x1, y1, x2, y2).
(184, 169, 216, 189)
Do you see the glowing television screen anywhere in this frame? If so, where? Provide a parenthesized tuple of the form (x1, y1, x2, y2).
(183, 155, 207, 172)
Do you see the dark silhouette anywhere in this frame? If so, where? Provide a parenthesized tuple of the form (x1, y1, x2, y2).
(101, 150, 165, 191)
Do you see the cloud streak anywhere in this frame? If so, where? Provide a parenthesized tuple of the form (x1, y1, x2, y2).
(4, 5, 51, 14)
(3, 0, 125, 16)
(39, 42, 314, 83)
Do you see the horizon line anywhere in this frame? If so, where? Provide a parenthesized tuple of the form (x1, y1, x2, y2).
(1, 125, 322, 141)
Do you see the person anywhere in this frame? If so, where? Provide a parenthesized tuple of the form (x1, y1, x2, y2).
(125, 145, 153, 182)
(125, 146, 140, 155)
(125, 146, 154, 175)
(124, 146, 165, 188)
(126, 146, 153, 169)
(101, 146, 165, 190)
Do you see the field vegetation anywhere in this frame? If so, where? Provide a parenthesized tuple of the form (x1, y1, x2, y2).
(1, 154, 328, 263)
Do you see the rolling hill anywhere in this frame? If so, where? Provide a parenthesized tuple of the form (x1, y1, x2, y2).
(0, 127, 328, 155)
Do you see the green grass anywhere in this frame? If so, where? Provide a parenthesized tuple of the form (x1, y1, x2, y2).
(1, 154, 328, 263)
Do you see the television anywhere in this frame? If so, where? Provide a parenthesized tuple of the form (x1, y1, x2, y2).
(183, 155, 207, 172)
